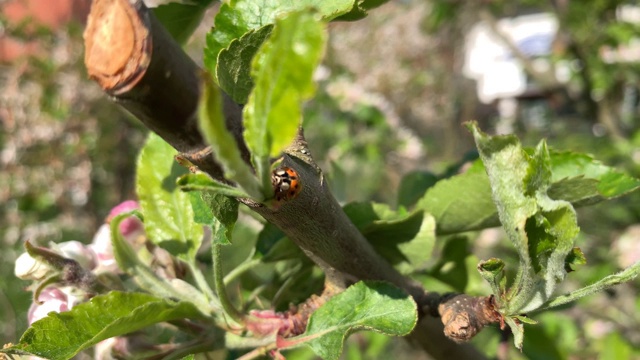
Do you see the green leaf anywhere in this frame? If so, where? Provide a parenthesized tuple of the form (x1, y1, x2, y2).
(177, 173, 250, 198)
(416, 150, 640, 236)
(335, 0, 390, 21)
(564, 247, 586, 272)
(513, 315, 538, 325)
(547, 176, 601, 205)
(429, 237, 470, 292)
(397, 170, 438, 209)
(2, 291, 204, 360)
(283, 281, 416, 360)
(468, 123, 580, 315)
(549, 150, 640, 202)
(204, 0, 354, 80)
(198, 77, 263, 200)
(343, 202, 435, 269)
(504, 315, 525, 350)
(256, 223, 305, 262)
(416, 161, 498, 234)
(477, 258, 507, 300)
(136, 133, 203, 262)
(217, 26, 273, 104)
(109, 212, 214, 314)
(153, 0, 214, 45)
(198, 192, 239, 245)
(243, 10, 326, 198)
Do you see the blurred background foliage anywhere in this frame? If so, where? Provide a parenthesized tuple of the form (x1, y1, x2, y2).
(1, 0, 639, 358)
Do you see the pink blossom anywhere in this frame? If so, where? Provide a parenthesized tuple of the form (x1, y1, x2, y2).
(28, 287, 69, 325)
(91, 200, 145, 273)
(107, 200, 144, 239)
(89, 224, 118, 273)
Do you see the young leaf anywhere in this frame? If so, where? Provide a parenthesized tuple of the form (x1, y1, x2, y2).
(477, 258, 507, 300)
(468, 122, 580, 315)
(217, 26, 273, 104)
(198, 192, 239, 245)
(564, 247, 586, 272)
(152, 0, 214, 45)
(504, 315, 525, 350)
(281, 281, 417, 360)
(417, 150, 640, 236)
(198, 77, 263, 199)
(3, 292, 205, 360)
(204, 0, 354, 81)
(136, 133, 203, 262)
(243, 10, 326, 198)
(548, 150, 640, 202)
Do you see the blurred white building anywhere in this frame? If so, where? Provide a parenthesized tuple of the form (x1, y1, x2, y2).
(463, 12, 560, 105)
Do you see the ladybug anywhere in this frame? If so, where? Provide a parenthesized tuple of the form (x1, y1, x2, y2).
(271, 167, 302, 201)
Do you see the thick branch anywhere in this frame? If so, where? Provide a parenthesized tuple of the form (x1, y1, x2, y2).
(83, 0, 486, 358)
(84, 0, 242, 179)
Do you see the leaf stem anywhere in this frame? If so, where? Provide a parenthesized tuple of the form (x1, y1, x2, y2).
(213, 243, 245, 324)
(236, 343, 278, 360)
(162, 333, 223, 360)
(188, 260, 217, 302)
(224, 258, 262, 285)
(539, 261, 640, 311)
(110, 212, 213, 316)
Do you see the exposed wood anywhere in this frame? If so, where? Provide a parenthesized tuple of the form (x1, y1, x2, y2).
(83, 0, 226, 179)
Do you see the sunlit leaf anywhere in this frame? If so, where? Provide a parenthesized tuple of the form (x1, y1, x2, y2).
(198, 78, 263, 199)
(177, 172, 249, 198)
(204, 0, 354, 80)
(136, 133, 203, 261)
(2, 292, 204, 360)
(243, 10, 326, 197)
(280, 281, 416, 360)
(416, 161, 498, 235)
(468, 123, 579, 314)
(549, 150, 640, 201)
(197, 192, 239, 245)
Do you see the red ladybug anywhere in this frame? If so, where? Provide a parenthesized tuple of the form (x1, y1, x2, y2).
(272, 167, 301, 201)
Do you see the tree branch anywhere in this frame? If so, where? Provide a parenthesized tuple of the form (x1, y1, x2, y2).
(83, 0, 489, 358)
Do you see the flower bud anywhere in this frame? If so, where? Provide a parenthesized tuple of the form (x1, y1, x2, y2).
(56, 241, 97, 270)
(14, 252, 53, 281)
(90, 224, 118, 273)
(107, 200, 144, 242)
